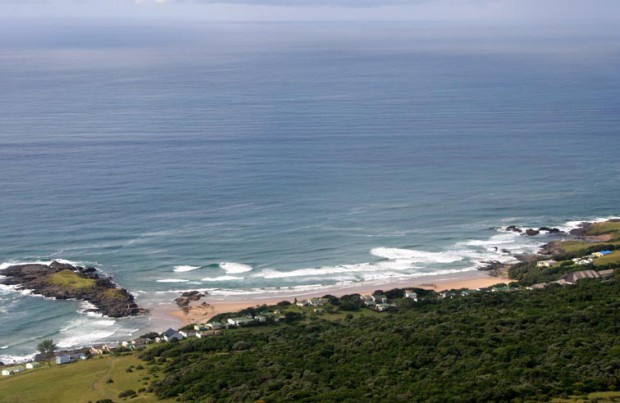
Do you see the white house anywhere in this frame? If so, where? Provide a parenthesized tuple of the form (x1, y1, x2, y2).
(404, 290, 418, 301)
(371, 294, 388, 304)
(56, 355, 74, 365)
(536, 260, 558, 268)
(375, 303, 394, 312)
(26, 362, 41, 369)
(179, 330, 196, 338)
(227, 317, 255, 326)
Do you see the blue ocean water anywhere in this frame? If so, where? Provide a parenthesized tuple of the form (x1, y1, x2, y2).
(1, 21, 619, 360)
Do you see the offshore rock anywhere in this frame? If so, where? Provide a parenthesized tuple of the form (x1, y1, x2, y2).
(0, 261, 144, 318)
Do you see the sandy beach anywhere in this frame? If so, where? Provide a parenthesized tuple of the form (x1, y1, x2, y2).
(161, 271, 511, 326)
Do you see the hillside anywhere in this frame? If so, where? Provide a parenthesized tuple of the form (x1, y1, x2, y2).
(139, 277, 620, 402)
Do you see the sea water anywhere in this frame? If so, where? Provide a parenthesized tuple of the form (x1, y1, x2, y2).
(1, 21, 619, 361)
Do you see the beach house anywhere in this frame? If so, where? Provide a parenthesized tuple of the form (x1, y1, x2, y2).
(536, 259, 558, 268)
(404, 290, 418, 301)
(163, 328, 184, 342)
(371, 294, 388, 304)
(227, 317, 255, 326)
(592, 250, 613, 258)
(26, 362, 41, 369)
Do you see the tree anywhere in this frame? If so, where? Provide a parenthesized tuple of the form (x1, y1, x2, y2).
(37, 339, 57, 365)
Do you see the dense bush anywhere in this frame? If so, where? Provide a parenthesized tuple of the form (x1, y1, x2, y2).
(141, 279, 620, 402)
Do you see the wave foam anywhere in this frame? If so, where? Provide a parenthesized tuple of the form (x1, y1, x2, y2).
(57, 318, 118, 348)
(173, 265, 201, 273)
(157, 279, 189, 283)
(219, 262, 253, 274)
(370, 247, 464, 263)
(201, 276, 243, 282)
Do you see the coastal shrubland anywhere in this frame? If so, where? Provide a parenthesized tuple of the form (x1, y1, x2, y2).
(140, 277, 620, 402)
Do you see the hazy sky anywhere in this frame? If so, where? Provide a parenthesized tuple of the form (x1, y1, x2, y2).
(1, 0, 619, 22)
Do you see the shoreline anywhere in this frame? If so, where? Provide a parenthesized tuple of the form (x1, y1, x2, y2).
(160, 270, 511, 326)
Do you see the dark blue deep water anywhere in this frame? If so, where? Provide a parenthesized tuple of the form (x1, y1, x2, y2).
(0, 21, 619, 359)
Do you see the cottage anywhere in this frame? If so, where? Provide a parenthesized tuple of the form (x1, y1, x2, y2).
(592, 250, 613, 258)
(179, 330, 196, 338)
(227, 317, 255, 326)
(26, 362, 41, 369)
(376, 303, 394, 312)
(404, 290, 418, 301)
(371, 294, 388, 304)
(313, 308, 324, 315)
(536, 259, 558, 268)
(254, 315, 267, 323)
(163, 328, 184, 342)
(309, 298, 328, 307)
(194, 324, 207, 331)
(206, 322, 224, 330)
(56, 355, 75, 365)
(572, 257, 593, 266)
(1, 367, 24, 376)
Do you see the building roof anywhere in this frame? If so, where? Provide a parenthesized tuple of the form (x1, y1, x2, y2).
(566, 270, 601, 283)
(163, 328, 180, 337)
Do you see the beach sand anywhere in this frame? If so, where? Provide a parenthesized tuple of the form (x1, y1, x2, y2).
(160, 271, 511, 326)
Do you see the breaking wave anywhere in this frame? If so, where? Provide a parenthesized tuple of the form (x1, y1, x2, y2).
(173, 265, 201, 273)
(219, 262, 253, 274)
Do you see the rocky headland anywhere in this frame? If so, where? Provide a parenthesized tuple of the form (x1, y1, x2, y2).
(0, 261, 144, 317)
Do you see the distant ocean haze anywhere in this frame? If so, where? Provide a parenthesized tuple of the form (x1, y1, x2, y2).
(0, 21, 619, 361)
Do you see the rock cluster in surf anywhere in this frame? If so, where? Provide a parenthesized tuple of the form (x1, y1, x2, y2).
(0, 261, 144, 318)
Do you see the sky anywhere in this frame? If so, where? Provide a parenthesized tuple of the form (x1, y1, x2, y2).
(1, 0, 619, 22)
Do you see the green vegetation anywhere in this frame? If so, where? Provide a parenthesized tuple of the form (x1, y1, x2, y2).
(36, 339, 57, 365)
(595, 250, 620, 267)
(104, 288, 126, 300)
(0, 354, 166, 403)
(583, 221, 620, 238)
(49, 270, 96, 290)
(140, 278, 620, 402)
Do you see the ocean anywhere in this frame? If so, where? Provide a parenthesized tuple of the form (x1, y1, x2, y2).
(1, 20, 619, 362)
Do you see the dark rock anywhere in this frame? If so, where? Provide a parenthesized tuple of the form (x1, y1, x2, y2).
(0, 261, 144, 318)
(175, 290, 206, 308)
(539, 227, 562, 234)
(506, 225, 523, 233)
(525, 229, 540, 236)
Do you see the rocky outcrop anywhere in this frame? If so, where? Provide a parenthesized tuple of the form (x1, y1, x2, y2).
(0, 261, 144, 318)
(175, 291, 206, 309)
(505, 226, 562, 236)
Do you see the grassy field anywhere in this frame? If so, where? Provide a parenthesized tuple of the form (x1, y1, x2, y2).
(585, 221, 620, 239)
(0, 353, 167, 403)
(595, 250, 620, 267)
(49, 270, 96, 290)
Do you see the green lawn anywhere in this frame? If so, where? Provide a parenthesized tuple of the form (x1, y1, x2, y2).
(0, 354, 167, 403)
(49, 270, 96, 290)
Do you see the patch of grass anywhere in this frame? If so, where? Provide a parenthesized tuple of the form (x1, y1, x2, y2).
(595, 250, 620, 267)
(104, 288, 125, 300)
(48, 270, 96, 290)
(556, 241, 620, 256)
(585, 221, 620, 239)
(0, 354, 169, 403)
